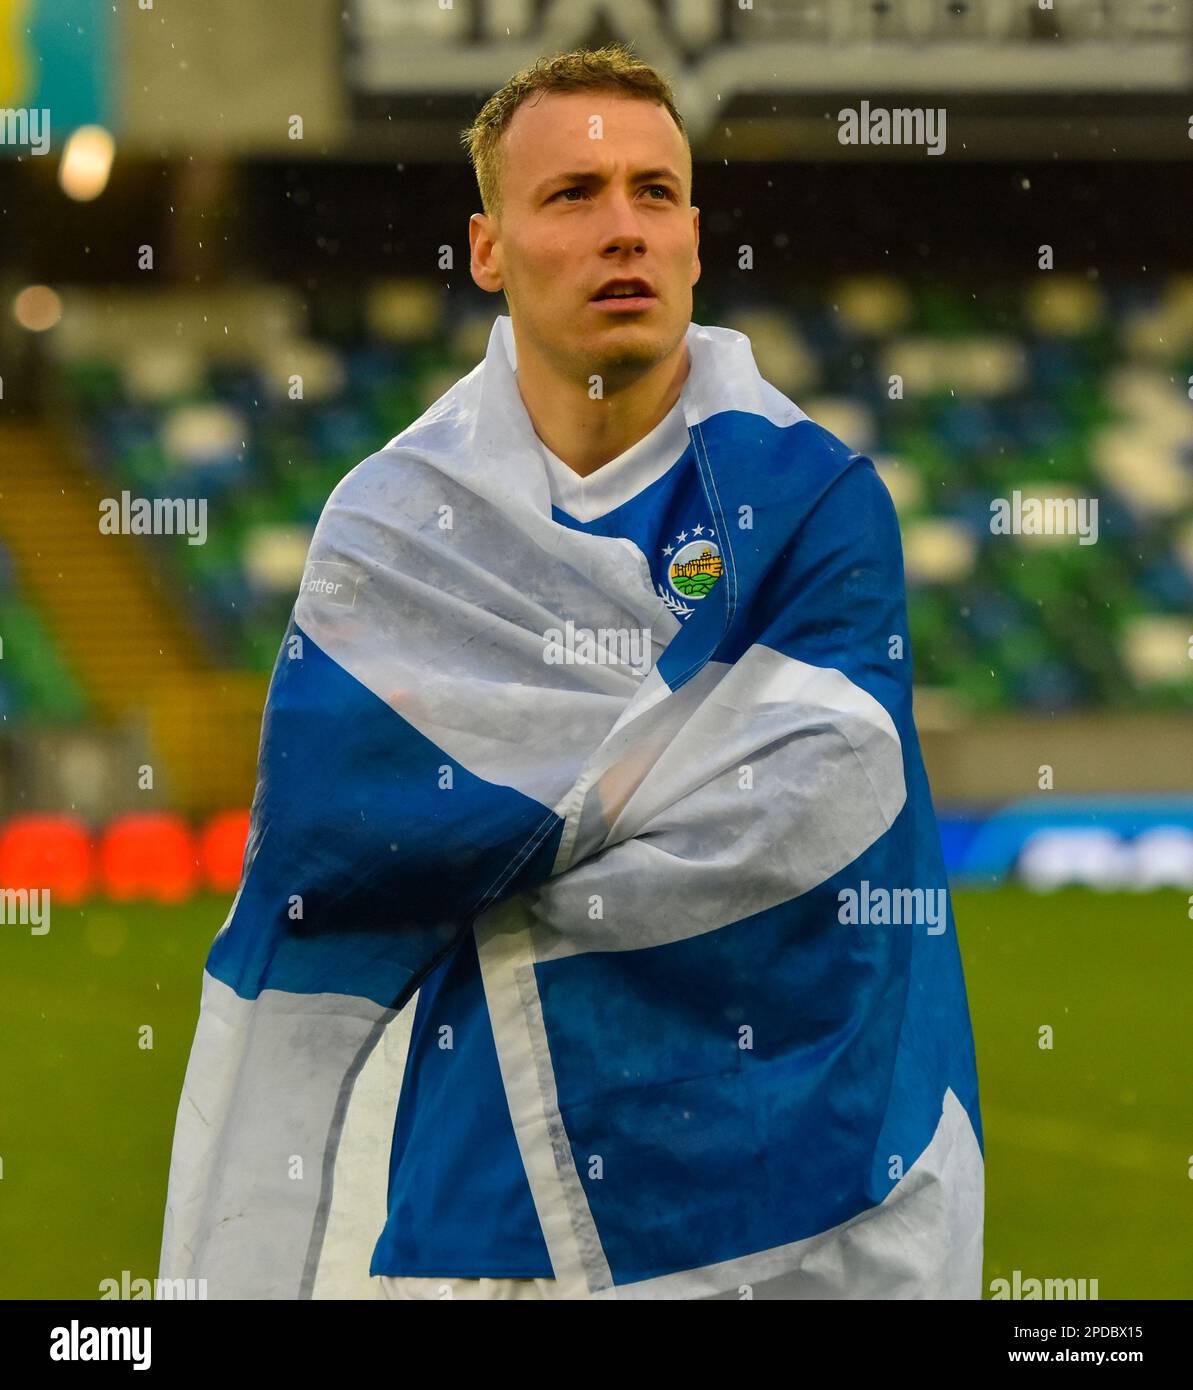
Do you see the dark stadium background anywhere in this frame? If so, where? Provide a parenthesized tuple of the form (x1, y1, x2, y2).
(0, 0, 1190, 1300)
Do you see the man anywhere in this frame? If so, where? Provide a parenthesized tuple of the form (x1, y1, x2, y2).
(160, 44, 983, 1301)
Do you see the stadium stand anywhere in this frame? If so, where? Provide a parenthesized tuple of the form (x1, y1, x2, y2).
(40, 273, 1193, 717)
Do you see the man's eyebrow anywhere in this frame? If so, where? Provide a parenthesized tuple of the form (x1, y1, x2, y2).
(532, 167, 682, 199)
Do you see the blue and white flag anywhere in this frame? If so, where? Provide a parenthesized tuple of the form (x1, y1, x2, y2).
(160, 315, 983, 1299)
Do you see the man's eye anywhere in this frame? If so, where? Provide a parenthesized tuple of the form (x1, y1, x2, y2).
(645, 185, 672, 199)
(557, 187, 588, 202)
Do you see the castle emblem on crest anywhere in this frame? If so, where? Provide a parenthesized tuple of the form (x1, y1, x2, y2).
(657, 523, 722, 619)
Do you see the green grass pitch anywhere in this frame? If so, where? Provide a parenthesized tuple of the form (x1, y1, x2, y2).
(0, 887, 1188, 1298)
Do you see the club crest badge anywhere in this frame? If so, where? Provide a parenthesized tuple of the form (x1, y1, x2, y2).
(658, 524, 722, 619)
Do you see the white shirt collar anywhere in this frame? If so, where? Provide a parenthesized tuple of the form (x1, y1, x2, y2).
(534, 398, 691, 523)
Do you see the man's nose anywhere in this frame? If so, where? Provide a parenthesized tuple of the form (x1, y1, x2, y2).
(599, 191, 647, 253)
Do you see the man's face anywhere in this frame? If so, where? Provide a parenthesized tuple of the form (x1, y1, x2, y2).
(470, 90, 700, 389)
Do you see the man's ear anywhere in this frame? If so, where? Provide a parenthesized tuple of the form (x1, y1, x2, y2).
(469, 212, 503, 294)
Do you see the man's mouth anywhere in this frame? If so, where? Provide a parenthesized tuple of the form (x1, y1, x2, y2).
(591, 278, 656, 304)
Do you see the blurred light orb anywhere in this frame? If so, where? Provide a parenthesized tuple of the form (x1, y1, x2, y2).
(12, 284, 63, 332)
(59, 124, 115, 202)
(1017, 828, 1132, 891)
(1130, 827, 1193, 890)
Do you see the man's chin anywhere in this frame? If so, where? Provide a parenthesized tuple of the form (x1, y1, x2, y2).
(589, 330, 671, 379)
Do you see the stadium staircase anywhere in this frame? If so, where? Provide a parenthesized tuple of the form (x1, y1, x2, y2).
(0, 423, 263, 812)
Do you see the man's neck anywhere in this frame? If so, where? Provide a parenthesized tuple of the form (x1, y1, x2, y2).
(514, 332, 691, 479)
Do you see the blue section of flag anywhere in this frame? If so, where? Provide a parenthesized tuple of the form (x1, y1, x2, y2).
(206, 621, 563, 1010)
(370, 931, 554, 1277)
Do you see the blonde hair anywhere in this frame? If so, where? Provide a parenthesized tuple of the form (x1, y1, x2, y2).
(460, 42, 690, 220)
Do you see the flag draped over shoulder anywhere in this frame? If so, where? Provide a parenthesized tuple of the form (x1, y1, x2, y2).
(159, 315, 983, 1300)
